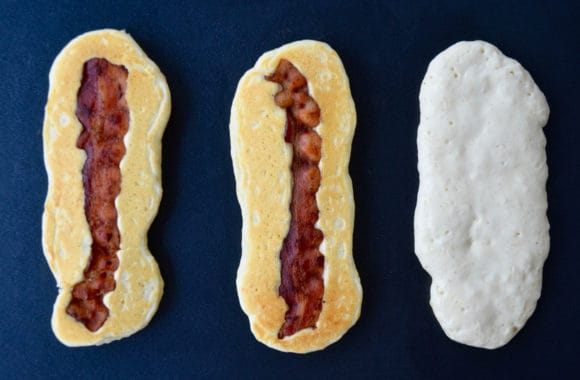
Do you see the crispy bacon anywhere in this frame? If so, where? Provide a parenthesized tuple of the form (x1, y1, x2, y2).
(66, 58, 129, 332)
(266, 59, 324, 338)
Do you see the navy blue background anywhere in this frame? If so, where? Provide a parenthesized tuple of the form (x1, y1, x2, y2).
(1, 0, 579, 378)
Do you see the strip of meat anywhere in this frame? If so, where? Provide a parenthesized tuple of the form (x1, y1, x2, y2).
(66, 58, 129, 332)
(266, 59, 324, 338)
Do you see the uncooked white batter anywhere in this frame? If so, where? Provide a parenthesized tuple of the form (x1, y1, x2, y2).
(414, 40, 549, 349)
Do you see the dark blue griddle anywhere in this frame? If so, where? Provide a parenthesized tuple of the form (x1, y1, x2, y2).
(1, 1, 578, 378)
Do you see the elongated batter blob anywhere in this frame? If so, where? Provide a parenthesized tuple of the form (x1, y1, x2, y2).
(230, 40, 362, 353)
(414, 40, 549, 349)
(42, 29, 170, 346)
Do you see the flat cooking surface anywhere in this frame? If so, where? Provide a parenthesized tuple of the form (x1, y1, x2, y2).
(1, 1, 579, 378)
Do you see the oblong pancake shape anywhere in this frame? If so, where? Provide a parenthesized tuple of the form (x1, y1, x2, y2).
(230, 40, 362, 353)
(42, 29, 170, 346)
(414, 40, 549, 349)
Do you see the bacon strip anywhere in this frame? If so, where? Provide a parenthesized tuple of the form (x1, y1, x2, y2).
(66, 58, 129, 332)
(266, 59, 324, 338)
